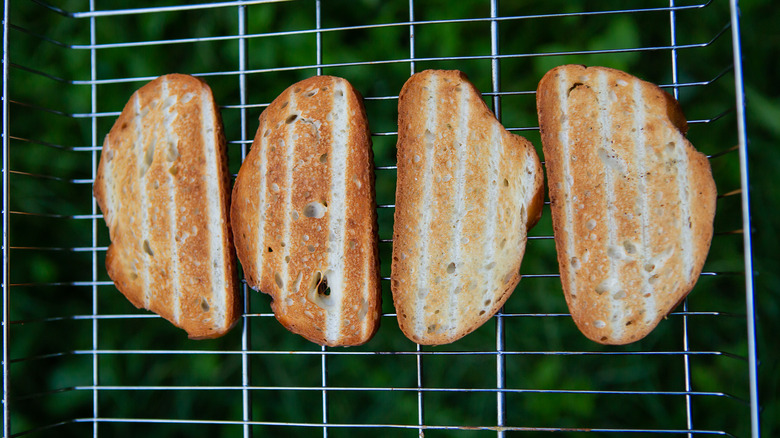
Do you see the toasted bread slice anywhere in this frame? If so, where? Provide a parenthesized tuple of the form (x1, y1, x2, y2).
(536, 65, 717, 345)
(231, 76, 381, 347)
(391, 70, 544, 345)
(94, 74, 240, 339)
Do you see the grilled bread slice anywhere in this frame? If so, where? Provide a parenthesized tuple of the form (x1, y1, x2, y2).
(94, 74, 241, 339)
(536, 65, 717, 345)
(231, 76, 381, 347)
(392, 70, 544, 345)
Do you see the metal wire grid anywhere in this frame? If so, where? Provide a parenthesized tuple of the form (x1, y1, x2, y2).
(1, 0, 759, 436)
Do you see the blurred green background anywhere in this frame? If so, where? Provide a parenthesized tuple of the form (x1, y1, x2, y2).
(4, 0, 777, 436)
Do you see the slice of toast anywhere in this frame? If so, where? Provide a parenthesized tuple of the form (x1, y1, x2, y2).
(392, 70, 544, 345)
(94, 74, 241, 339)
(231, 76, 381, 347)
(536, 65, 717, 345)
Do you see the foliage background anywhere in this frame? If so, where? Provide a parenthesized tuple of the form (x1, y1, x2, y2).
(4, 0, 777, 436)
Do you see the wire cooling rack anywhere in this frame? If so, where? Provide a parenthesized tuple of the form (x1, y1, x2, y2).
(2, 0, 759, 436)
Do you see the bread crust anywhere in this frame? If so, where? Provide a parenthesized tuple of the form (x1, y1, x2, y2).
(392, 70, 544, 345)
(536, 65, 717, 345)
(94, 74, 241, 339)
(231, 76, 381, 347)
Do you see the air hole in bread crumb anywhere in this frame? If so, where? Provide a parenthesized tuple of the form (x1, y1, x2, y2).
(607, 246, 623, 259)
(264, 129, 271, 137)
(644, 263, 655, 272)
(200, 298, 209, 312)
(648, 275, 659, 284)
(571, 257, 581, 270)
(567, 82, 586, 96)
(595, 279, 612, 295)
(274, 272, 284, 289)
(335, 90, 344, 97)
(349, 240, 357, 249)
(267, 247, 273, 253)
(139, 141, 155, 177)
(307, 245, 316, 253)
(594, 320, 606, 328)
(446, 262, 456, 274)
(503, 178, 509, 187)
(319, 153, 327, 163)
(303, 202, 327, 219)
(292, 272, 303, 292)
(485, 262, 496, 270)
(500, 238, 507, 249)
(600, 336, 608, 342)
(586, 219, 597, 230)
(623, 240, 637, 255)
(285, 256, 291, 263)
(484, 299, 492, 306)
(666, 142, 676, 153)
(427, 324, 437, 334)
(305, 88, 319, 97)
(479, 310, 486, 316)
(142, 240, 154, 257)
(166, 140, 179, 161)
(317, 277, 330, 296)
(285, 114, 298, 124)
(424, 129, 434, 147)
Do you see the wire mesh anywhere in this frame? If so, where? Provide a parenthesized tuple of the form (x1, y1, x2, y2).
(2, 0, 759, 437)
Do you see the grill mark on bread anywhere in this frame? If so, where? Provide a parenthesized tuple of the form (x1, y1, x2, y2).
(279, 91, 298, 309)
(412, 74, 438, 340)
(633, 81, 656, 326)
(201, 87, 226, 328)
(101, 137, 116, 228)
(323, 80, 349, 342)
(429, 75, 459, 337)
(253, 118, 270, 290)
(556, 70, 578, 310)
(134, 94, 153, 309)
(441, 77, 469, 338)
(674, 128, 694, 284)
(482, 122, 501, 319)
(159, 79, 182, 324)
